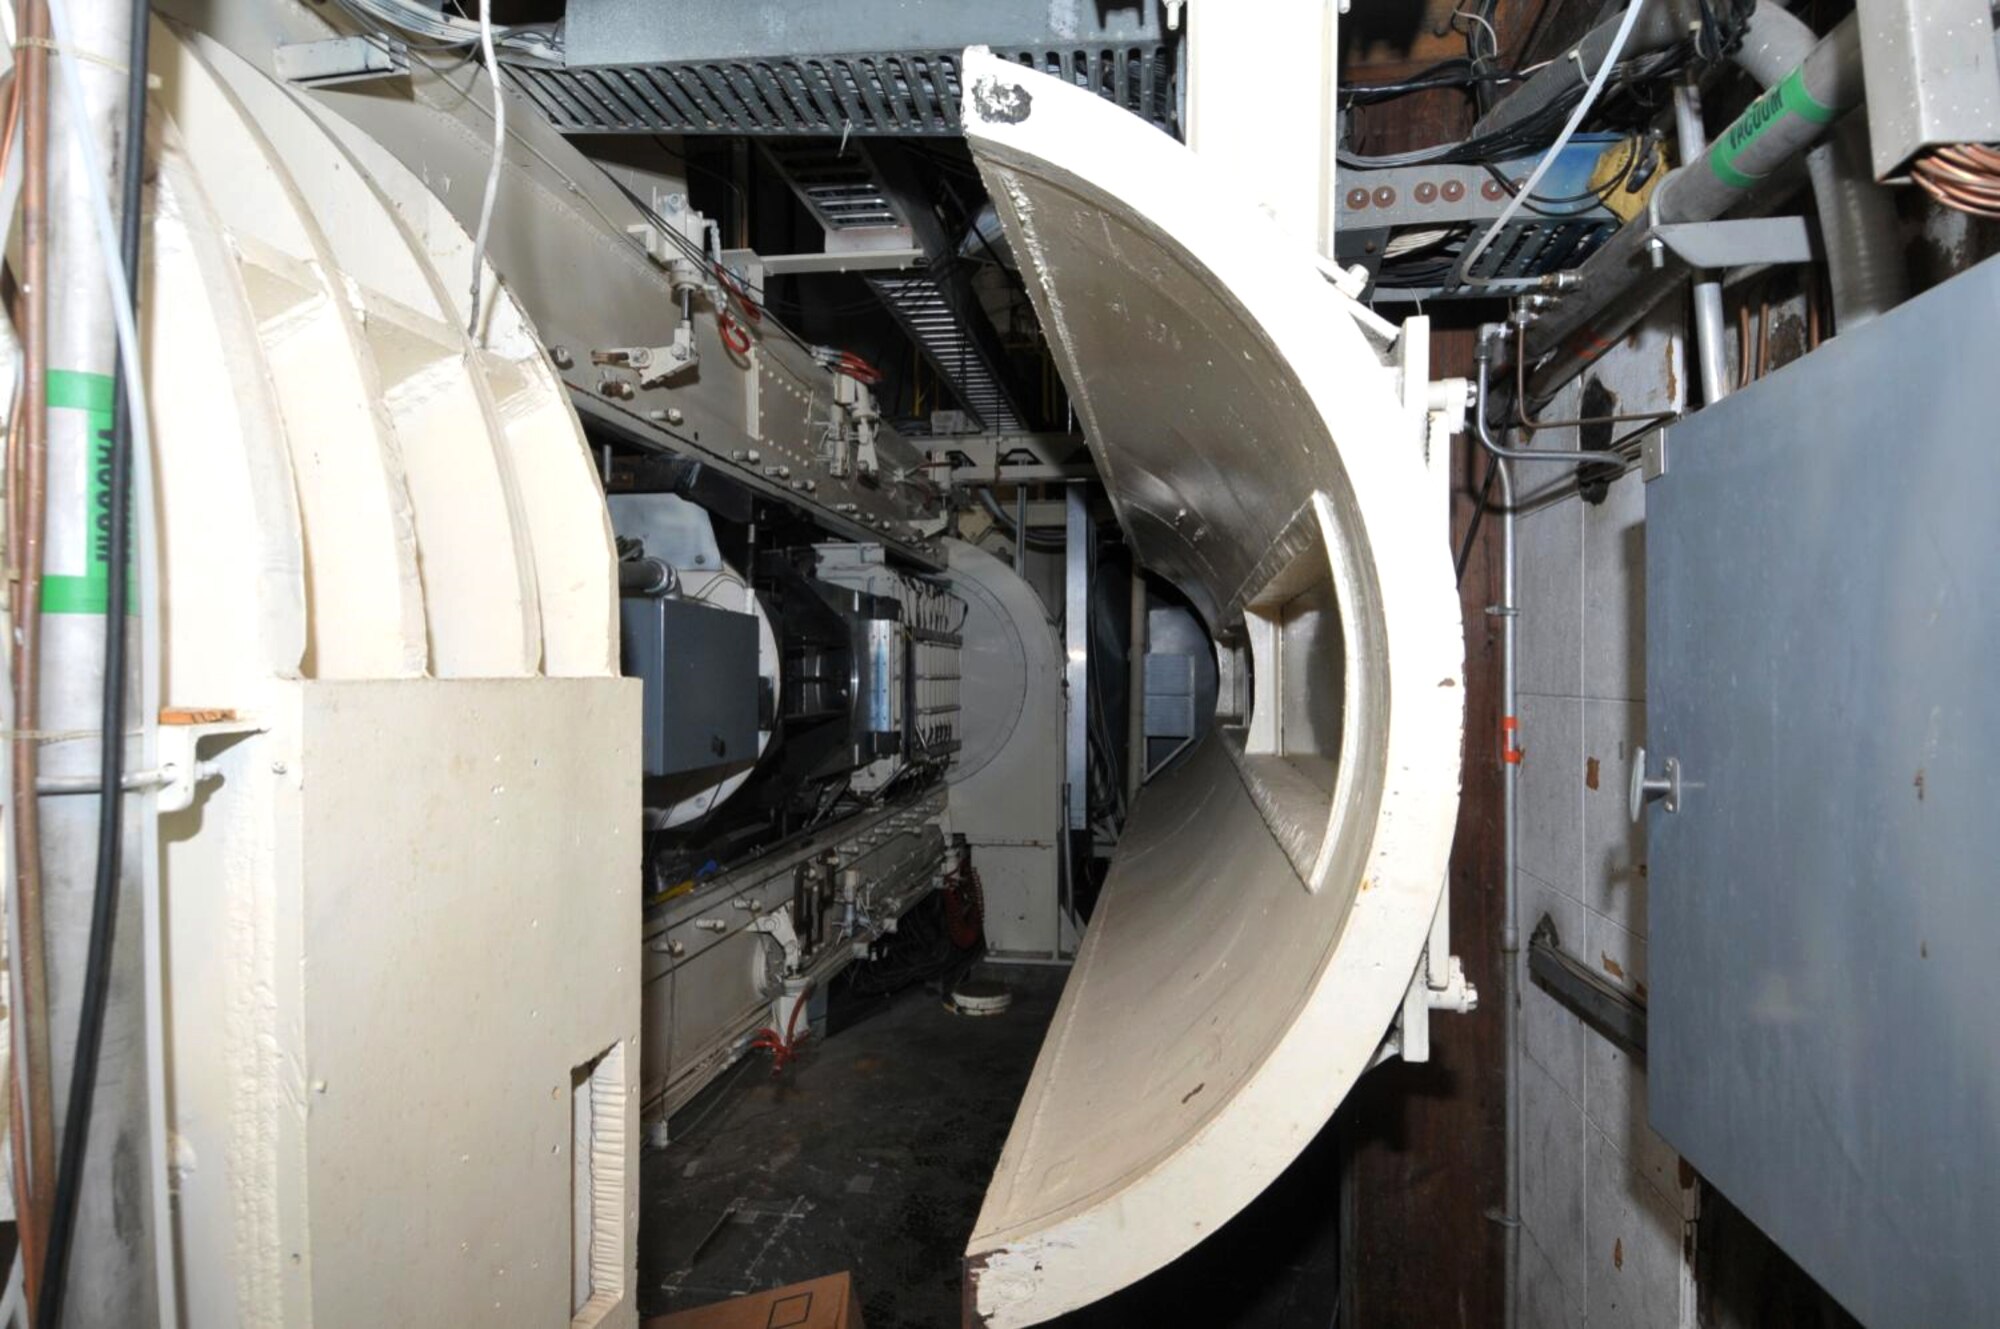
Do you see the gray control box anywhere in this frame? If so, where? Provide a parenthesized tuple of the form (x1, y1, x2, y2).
(620, 596, 760, 778)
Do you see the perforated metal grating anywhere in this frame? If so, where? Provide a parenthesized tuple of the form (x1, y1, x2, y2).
(506, 46, 1178, 137)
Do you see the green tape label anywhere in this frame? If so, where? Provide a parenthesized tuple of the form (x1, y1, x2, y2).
(1708, 68, 1835, 190)
(42, 369, 118, 615)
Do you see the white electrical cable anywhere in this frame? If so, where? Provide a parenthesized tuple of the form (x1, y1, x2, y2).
(1453, 0, 1651, 285)
(466, 0, 504, 341)
(40, 3, 174, 1325)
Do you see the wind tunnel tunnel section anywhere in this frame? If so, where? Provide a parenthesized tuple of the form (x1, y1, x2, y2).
(958, 49, 1466, 1328)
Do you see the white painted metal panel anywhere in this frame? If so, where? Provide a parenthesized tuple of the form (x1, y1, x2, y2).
(145, 21, 632, 1323)
(961, 50, 1464, 1325)
(943, 539, 1069, 959)
(293, 679, 640, 1329)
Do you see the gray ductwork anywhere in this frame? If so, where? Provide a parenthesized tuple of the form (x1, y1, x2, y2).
(1523, 12, 1871, 397)
(1732, 4, 1907, 332)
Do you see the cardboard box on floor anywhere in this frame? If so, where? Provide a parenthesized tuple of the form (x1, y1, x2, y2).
(644, 1272, 865, 1329)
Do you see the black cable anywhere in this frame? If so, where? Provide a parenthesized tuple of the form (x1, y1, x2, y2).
(1454, 448, 1501, 585)
(1478, 135, 1640, 219)
(1340, 57, 1522, 106)
(975, 487, 1064, 551)
(40, 0, 148, 1322)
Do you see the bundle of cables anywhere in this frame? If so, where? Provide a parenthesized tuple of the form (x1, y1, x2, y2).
(846, 863, 986, 999)
(1912, 143, 2000, 221)
(598, 170, 887, 385)
(327, 0, 562, 59)
(1338, 0, 1753, 170)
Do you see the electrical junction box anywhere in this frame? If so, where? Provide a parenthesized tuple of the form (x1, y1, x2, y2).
(620, 595, 760, 777)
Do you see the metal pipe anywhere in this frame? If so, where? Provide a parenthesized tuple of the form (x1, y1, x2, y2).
(1675, 82, 1732, 406)
(1483, 327, 1524, 1329)
(1476, 339, 1662, 465)
(1523, 13, 1865, 396)
(9, 0, 58, 1305)
(1514, 325, 1679, 439)
(36, 0, 157, 1314)
(1732, 4, 1906, 332)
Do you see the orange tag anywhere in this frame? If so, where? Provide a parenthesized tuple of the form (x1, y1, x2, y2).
(1501, 715, 1523, 765)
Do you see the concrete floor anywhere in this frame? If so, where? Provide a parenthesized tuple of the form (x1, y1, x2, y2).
(639, 965, 1341, 1327)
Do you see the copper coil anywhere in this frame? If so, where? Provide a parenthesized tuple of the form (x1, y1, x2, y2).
(1913, 143, 2000, 221)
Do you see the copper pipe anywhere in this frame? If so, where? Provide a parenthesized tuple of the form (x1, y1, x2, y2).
(10, 0, 56, 1308)
(1912, 144, 2000, 220)
(1755, 286, 1771, 380)
(1737, 300, 1752, 390)
(1512, 323, 1678, 435)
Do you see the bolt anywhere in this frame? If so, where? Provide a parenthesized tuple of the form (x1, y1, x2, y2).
(1414, 181, 1438, 205)
(1441, 179, 1465, 203)
(1372, 186, 1396, 208)
(746, 450, 762, 464)
(550, 346, 573, 369)
(599, 379, 634, 401)
(666, 407, 685, 426)
(1481, 179, 1506, 201)
(1345, 187, 1370, 210)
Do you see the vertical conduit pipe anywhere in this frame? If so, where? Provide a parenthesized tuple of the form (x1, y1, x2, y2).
(9, 0, 57, 1308)
(1477, 327, 1523, 1329)
(34, 0, 155, 1318)
(1674, 81, 1732, 406)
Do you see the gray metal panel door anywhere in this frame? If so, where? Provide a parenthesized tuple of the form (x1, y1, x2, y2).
(1646, 257, 2000, 1328)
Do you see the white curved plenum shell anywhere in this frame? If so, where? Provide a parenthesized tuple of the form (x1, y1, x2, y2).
(960, 50, 1464, 1326)
(146, 21, 636, 1327)
(148, 18, 615, 687)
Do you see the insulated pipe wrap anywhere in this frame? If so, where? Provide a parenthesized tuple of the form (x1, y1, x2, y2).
(1732, 5, 1906, 330)
(1524, 12, 1867, 391)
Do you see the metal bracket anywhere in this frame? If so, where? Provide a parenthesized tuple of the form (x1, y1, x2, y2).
(1528, 913, 1646, 1057)
(1629, 745, 1681, 820)
(591, 325, 699, 388)
(274, 35, 410, 88)
(36, 716, 263, 812)
(1642, 428, 1670, 482)
(1653, 217, 1813, 270)
(157, 716, 264, 814)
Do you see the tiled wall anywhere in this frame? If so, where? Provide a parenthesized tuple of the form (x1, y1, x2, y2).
(1511, 310, 1697, 1328)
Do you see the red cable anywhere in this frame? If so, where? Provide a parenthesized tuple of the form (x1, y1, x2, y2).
(750, 981, 815, 1074)
(713, 263, 763, 324)
(719, 313, 752, 356)
(834, 350, 883, 385)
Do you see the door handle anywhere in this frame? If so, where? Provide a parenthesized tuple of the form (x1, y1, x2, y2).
(1629, 746, 1680, 821)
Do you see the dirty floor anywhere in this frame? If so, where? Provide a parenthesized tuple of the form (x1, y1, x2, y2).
(639, 965, 1341, 1328)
